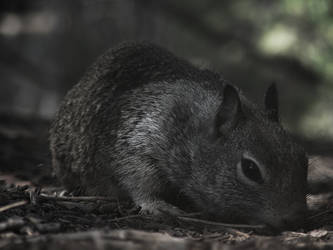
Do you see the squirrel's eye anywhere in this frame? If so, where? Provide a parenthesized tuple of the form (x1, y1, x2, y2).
(241, 158, 264, 184)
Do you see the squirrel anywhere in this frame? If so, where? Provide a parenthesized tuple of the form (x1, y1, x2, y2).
(49, 42, 308, 229)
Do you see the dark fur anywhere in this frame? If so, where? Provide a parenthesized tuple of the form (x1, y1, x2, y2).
(50, 42, 308, 229)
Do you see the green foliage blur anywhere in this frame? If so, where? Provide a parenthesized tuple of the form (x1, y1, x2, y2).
(170, 0, 333, 139)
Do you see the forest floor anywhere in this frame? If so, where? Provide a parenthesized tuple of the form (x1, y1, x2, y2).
(0, 113, 333, 250)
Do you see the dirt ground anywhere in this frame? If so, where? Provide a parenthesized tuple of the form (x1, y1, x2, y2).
(0, 113, 333, 250)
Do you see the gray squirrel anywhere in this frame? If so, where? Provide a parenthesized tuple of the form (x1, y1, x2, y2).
(50, 42, 308, 229)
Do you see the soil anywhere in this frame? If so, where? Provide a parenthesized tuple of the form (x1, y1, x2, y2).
(0, 113, 333, 250)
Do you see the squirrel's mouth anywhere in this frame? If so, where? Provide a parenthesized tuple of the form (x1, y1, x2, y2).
(248, 207, 307, 232)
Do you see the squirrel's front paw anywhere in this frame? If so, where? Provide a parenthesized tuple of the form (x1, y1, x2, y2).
(139, 200, 185, 217)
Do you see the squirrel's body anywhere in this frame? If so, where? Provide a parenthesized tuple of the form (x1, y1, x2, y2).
(50, 42, 308, 229)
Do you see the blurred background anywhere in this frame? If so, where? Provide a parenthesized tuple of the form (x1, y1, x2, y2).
(0, 0, 332, 161)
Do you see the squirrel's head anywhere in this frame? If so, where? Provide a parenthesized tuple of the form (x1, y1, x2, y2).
(188, 83, 308, 230)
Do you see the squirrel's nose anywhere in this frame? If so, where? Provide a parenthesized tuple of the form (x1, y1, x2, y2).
(266, 208, 307, 231)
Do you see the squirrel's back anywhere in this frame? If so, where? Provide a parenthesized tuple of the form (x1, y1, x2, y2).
(50, 42, 225, 193)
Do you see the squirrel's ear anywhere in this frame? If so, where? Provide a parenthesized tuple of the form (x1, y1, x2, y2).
(216, 84, 243, 135)
(264, 83, 279, 122)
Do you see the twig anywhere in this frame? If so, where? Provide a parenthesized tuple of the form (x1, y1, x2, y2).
(0, 200, 28, 213)
(39, 194, 118, 202)
(177, 216, 265, 229)
(308, 209, 332, 220)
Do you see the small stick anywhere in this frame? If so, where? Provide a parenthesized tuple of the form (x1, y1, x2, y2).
(39, 194, 118, 202)
(307, 209, 332, 220)
(0, 200, 28, 213)
(177, 216, 265, 229)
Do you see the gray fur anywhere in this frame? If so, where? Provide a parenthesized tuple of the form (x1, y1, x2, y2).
(50, 42, 308, 229)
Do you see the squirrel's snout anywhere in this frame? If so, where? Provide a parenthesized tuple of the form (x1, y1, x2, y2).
(265, 208, 307, 231)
